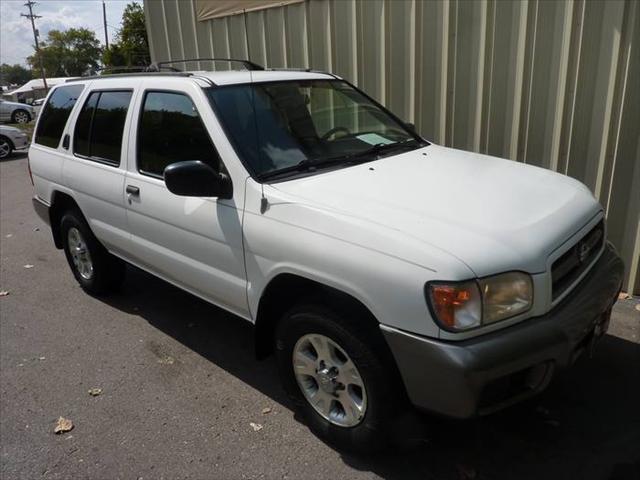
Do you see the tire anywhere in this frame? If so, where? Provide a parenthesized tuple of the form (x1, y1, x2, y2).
(11, 109, 31, 124)
(275, 302, 407, 452)
(0, 136, 13, 159)
(60, 209, 125, 295)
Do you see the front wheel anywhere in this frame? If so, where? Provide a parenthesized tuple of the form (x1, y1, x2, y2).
(60, 210, 125, 295)
(275, 303, 406, 452)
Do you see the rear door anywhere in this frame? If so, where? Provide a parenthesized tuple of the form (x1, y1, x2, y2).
(62, 79, 138, 257)
(30, 84, 85, 207)
(123, 79, 249, 319)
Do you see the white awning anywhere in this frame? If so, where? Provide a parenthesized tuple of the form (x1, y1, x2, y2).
(195, 0, 304, 21)
(10, 77, 76, 94)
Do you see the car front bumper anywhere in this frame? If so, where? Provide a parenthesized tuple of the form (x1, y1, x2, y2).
(381, 242, 624, 419)
(8, 133, 30, 150)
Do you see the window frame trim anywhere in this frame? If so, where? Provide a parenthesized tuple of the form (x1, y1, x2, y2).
(72, 88, 134, 168)
(136, 88, 225, 180)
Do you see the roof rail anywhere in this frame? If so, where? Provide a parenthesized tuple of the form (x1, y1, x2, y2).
(264, 67, 336, 76)
(65, 72, 195, 82)
(151, 58, 265, 71)
(96, 65, 149, 75)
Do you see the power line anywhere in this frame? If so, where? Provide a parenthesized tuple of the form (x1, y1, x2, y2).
(20, 1, 48, 91)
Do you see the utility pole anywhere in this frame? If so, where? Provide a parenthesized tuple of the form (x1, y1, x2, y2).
(21, 1, 48, 92)
(102, 1, 109, 49)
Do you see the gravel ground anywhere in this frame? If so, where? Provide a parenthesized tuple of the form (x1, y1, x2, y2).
(1, 152, 639, 479)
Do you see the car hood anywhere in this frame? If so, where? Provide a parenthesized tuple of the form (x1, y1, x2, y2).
(0, 125, 23, 134)
(270, 145, 602, 277)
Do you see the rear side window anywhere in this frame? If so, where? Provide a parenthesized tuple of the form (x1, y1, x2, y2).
(74, 90, 132, 165)
(35, 85, 84, 148)
(138, 91, 220, 177)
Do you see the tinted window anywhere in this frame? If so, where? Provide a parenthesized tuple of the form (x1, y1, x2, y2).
(74, 92, 98, 157)
(74, 90, 132, 165)
(138, 91, 220, 177)
(35, 85, 84, 148)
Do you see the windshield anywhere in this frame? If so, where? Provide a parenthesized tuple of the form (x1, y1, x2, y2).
(207, 80, 426, 180)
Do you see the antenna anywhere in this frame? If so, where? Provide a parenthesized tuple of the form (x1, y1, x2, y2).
(21, 1, 48, 92)
(245, 57, 268, 214)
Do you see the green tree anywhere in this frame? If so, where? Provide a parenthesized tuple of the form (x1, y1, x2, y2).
(0, 64, 33, 86)
(28, 28, 102, 77)
(103, 2, 150, 68)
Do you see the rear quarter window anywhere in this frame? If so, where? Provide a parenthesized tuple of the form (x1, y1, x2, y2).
(35, 85, 84, 148)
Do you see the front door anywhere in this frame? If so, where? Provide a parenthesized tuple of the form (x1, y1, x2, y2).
(124, 86, 248, 319)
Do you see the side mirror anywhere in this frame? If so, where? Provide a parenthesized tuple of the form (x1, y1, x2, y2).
(164, 160, 233, 198)
(405, 122, 416, 133)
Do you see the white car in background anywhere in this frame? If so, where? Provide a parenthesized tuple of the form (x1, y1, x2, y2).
(0, 125, 30, 159)
(0, 98, 35, 124)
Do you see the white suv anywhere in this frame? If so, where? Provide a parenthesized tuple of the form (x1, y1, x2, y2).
(29, 62, 624, 451)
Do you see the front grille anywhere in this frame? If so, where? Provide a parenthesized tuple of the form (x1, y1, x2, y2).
(551, 220, 604, 300)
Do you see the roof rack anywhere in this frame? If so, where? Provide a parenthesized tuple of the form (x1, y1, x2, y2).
(264, 67, 337, 77)
(66, 72, 195, 82)
(62, 61, 333, 87)
(96, 65, 149, 74)
(151, 58, 265, 72)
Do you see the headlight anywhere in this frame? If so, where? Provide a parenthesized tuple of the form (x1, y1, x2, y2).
(479, 272, 532, 324)
(427, 272, 532, 331)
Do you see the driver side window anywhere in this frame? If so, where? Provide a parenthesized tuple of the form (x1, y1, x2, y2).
(137, 91, 221, 178)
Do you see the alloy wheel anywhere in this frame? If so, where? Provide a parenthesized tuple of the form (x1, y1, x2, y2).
(0, 140, 9, 158)
(14, 111, 29, 123)
(292, 333, 367, 427)
(67, 227, 94, 280)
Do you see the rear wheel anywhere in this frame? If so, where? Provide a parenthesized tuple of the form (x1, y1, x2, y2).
(11, 109, 31, 124)
(60, 210, 125, 295)
(275, 302, 406, 452)
(0, 136, 13, 159)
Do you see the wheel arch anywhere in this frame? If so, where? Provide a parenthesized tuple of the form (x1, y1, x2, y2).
(49, 190, 84, 249)
(254, 273, 387, 360)
(0, 134, 15, 150)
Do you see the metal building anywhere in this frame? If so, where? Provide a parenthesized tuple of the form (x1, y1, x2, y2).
(144, 0, 640, 294)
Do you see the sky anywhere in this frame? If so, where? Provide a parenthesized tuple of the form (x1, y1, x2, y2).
(0, 0, 143, 67)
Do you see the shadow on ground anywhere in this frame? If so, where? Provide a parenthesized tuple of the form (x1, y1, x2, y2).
(1, 151, 28, 163)
(103, 266, 640, 480)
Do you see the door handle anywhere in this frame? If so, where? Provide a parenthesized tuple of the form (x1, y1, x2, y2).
(126, 185, 140, 196)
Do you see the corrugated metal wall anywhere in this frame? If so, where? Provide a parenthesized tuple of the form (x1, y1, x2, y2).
(144, 0, 640, 294)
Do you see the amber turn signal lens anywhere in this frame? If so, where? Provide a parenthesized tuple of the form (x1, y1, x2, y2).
(428, 282, 482, 330)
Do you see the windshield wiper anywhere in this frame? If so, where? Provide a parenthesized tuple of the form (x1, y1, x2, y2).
(258, 139, 423, 181)
(257, 156, 347, 181)
(342, 138, 421, 161)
